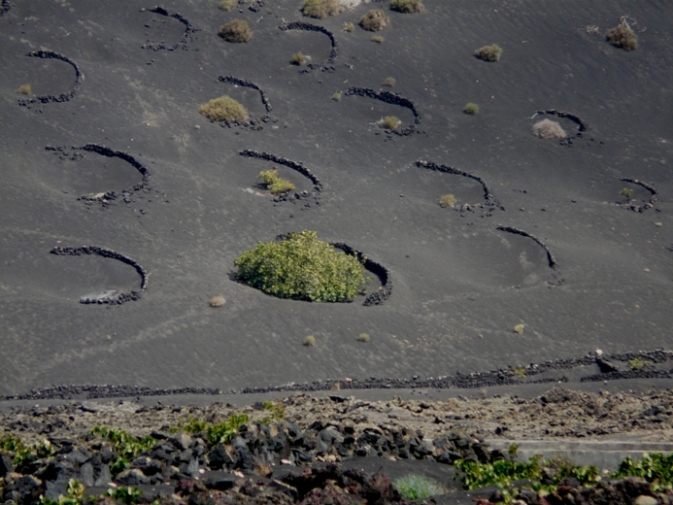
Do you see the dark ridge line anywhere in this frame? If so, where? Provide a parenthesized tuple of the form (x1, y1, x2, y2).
(415, 160, 503, 213)
(239, 149, 322, 204)
(331, 242, 392, 306)
(345, 87, 420, 136)
(141, 6, 198, 51)
(239, 349, 673, 394)
(618, 177, 658, 213)
(45, 144, 151, 207)
(1, 349, 670, 401)
(0, 385, 221, 402)
(218, 76, 272, 114)
(49, 245, 149, 305)
(18, 51, 83, 106)
(279, 21, 337, 73)
(0, 0, 10, 16)
(497, 225, 557, 269)
(536, 108, 588, 132)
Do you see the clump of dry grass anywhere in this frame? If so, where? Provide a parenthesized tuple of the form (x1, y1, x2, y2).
(218, 0, 236, 11)
(209, 295, 226, 307)
(382, 77, 396, 87)
(17, 84, 32, 95)
(532, 119, 567, 139)
(302, 0, 343, 19)
(378, 116, 401, 131)
(474, 44, 502, 62)
(439, 194, 456, 208)
(331, 91, 342, 101)
(370, 35, 384, 43)
(198, 96, 249, 123)
(343, 22, 355, 32)
(391, 0, 424, 13)
(606, 24, 638, 51)
(290, 52, 309, 66)
(360, 9, 389, 32)
(304, 335, 316, 346)
(463, 102, 479, 115)
(218, 19, 252, 43)
(356, 333, 370, 342)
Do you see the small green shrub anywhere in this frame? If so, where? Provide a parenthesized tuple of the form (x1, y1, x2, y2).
(370, 35, 384, 43)
(513, 366, 527, 378)
(357, 332, 370, 342)
(606, 24, 638, 51)
(178, 414, 250, 445)
(290, 52, 309, 66)
(474, 43, 502, 62)
(218, 0, 236, 10)
(513, 323, 525, 334)
(382, 77, 396, 87)
(258, 169, 295, 194)
(629, 356, 652, 370)
(613, 453, 673, 490)
(304, 335, 316, 346)
(302, 0, 343, 19)
(343, 22, 355, 32)
(439, 194, 456, 208)
(235, 230, 369, 302)
(379, 115, 401, 131)
(218, 19, 252, 42)
(91, 426, 156, 476)
(394, 474, 443, 500)
(260, 400, 286, 423)
(17, 83, 32, 95)
(619, 187, 634, 201)
(331, 91, 342, 101)
(198, 96, 249, 123)
(360, 9, 390, 32)
(391, 0, 424, 13)
(463, 102, 479, 115)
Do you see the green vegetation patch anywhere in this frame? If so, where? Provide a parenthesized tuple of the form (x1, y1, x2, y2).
(178, 413, 250, 445)
(235, 230, 369, 302)
(218, 19, 252, 42)
(439, 194, 456, 208)
(463, 102, 479, 115)
(606, 24, 638, 51)
(360, 9, 390, 32)
(258, 169, 295, 194)
(302, 0, 344, 19)
(198, 95, 249, 123)
(474, 43, 502, 62)
(90, 426, 156, 476)
(218, 0, 236, 11)
(391, 0, 424, 13)
(394, 474, 443, 500)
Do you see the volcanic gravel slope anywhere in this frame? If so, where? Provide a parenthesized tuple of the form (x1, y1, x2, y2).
(0, 0, 672, 397)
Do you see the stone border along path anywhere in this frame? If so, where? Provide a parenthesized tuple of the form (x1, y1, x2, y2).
(140, 6, 198, 51)
(617, 177, 658, 213)
(218, 76, 273, 125)
(415, 160, 503, 215)
(239, 149, 322, 207)
(17, 51, 84, 106)
(495, 225, 558, 269)
(279, 21, 338, 73)
(1, 349, 671, 400)
(344, 87, 421, 136)
(49, 246, 149, 305)
(331, 242, 392, 306)
(45, 144, 151, 209)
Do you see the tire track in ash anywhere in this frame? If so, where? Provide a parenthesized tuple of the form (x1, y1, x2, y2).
(18, 51, 83, 106)
(49, 246, 149, 305)
(345, 87, 421, 136)
(140, 6, 198, 51)
(279, 21, 337, 73)
(239, 149, 322, 209)
(415, 160, 503, 216)
(46, 144, 152, 211)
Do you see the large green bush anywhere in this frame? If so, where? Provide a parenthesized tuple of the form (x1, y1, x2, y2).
(234, 231, 368, 302)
